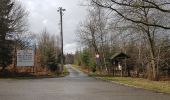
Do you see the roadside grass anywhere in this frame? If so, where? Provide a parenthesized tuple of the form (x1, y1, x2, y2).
(62, 65, 69, 76)
(96, 76, 170, 94)
(72, 64, 81, 69)
(72, 64, 90, 74)
(0, 66, 69, 79)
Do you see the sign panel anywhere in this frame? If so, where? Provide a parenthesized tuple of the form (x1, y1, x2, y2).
(17, 50, 34, 66)
(95, 54, 100, 65)
(96, 54, 100, 59)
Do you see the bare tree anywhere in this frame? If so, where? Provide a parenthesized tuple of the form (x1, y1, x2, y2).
(90, 0, 170, 80)
(91, 0, 170, 29)
(77, 5, 110, 73)
(37, 29, 60, 72)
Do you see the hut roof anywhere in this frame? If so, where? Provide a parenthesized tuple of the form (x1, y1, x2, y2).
(111, 52, 129, 60)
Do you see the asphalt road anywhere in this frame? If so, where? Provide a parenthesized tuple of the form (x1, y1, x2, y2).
(0, 65, 170, 100)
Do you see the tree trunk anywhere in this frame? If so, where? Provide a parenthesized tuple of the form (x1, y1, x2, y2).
(147, 32, 159, 80)
(150, 51, 159, 81)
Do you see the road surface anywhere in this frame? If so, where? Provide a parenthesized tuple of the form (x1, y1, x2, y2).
(0, 65, 170, 100)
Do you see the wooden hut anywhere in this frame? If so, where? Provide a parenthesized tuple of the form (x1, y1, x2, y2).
(111, 52, 129, 77)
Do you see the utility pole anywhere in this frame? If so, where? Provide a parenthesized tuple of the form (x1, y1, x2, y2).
(58, 7, 65, 74)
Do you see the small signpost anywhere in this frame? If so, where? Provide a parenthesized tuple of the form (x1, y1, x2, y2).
(95, 54, 100, 65)
(17, 50, 34, 67)
(96, 54, 100, 59)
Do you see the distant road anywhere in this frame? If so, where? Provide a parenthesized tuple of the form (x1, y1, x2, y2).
(0, 64, 170, 100)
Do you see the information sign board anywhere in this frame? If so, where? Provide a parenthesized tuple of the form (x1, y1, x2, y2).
(17, 50, 34, 66)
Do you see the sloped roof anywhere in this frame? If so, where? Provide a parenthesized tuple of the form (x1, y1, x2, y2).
(111, 52, 129, 60)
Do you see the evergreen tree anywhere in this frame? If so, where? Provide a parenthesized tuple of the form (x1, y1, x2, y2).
(0, 0, 14, 71)
(0, 0, 27, 71)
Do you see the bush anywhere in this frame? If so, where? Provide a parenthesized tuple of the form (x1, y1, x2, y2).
(47, 62, 58, 72)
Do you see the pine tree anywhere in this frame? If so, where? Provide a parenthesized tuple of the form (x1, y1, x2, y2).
(0, 0, 14, 71)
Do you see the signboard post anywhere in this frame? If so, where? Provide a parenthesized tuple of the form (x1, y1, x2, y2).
(95, 54, 100, 65)
(95, 54, 100, 73)
(17, 50, 34, 67)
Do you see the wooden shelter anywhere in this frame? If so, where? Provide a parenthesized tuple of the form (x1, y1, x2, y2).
(110, 52, 129, 77)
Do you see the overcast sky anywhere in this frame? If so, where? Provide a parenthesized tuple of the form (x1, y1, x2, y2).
(20, 0, 87, 54)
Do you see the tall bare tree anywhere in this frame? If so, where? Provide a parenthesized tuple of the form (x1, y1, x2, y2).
(88, 0, 170, 80)
(77, 5, 110, 73)
(91, 0, 170, 29)
(37, 29, 60, 71)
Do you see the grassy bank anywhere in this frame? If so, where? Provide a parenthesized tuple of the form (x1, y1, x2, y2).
(96, 76, 170, 94)
(72, 64, 92, 74)
(62, 65, 69, 76)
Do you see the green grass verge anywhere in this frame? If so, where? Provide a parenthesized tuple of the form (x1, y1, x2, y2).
(72, 64, 79, 68)
(97, 76, 170, 94)
(62, 65, 69, 76)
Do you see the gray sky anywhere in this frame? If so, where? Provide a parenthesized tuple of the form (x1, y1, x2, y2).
(20, 0, 87, 54)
